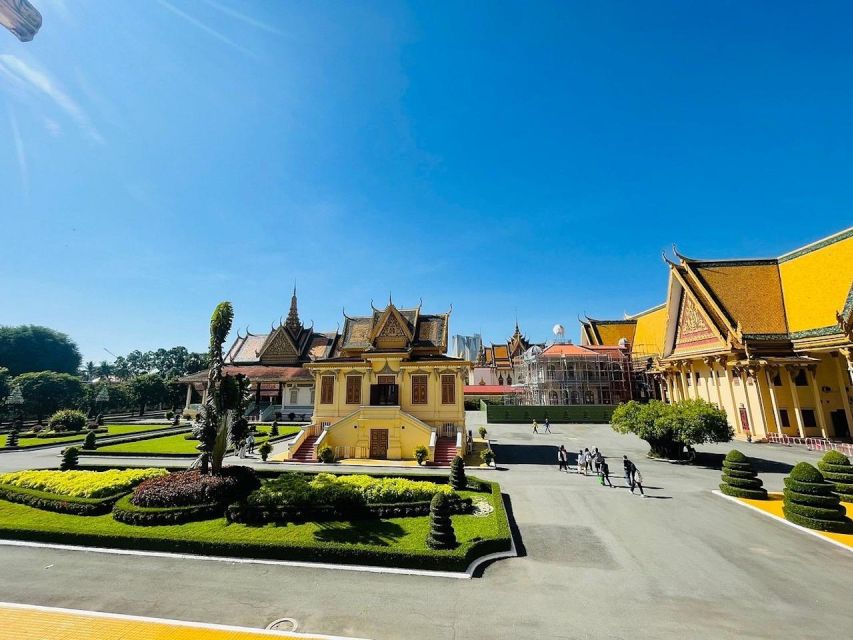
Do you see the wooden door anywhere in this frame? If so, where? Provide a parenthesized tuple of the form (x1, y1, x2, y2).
(369, 429, 389, 459)
(831, 410, 850, 438)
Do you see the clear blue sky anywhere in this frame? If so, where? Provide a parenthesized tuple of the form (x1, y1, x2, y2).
(2, 1, 852, 364)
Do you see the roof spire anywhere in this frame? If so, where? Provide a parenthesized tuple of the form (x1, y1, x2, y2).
(285, 285, 302, 334)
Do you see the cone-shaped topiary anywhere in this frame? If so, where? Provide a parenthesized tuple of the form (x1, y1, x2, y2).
(426, 492, 457, 550)
(719, 450, 767, 499)
(82, 430, 97, 451)
(60, 446, 79, 471)
(450, 455, 466, 490)
(783, 462, 853, 533)
(5, 428, 19, 448)
(816, 451, 853, 503)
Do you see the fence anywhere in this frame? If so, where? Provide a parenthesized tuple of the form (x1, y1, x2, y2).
(485, 404, 614, 424)
(766, 432, 853, 457)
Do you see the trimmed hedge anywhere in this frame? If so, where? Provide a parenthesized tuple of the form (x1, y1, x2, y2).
(0, 484, 124, 516)
(817, 451, 853, 502)
(782, 462, 853, 533)
(719, 450, 767, 500)
(132, 467, 259, 508)
(21, 428, 108, 439)
(112, 494, 223, 526)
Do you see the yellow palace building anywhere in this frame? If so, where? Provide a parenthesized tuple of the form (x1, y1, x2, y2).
(283, 301, 468, 464)
(585, 227, 853, 442)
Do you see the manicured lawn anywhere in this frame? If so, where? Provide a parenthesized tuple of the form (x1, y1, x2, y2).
(3, 424, 175, 449)
(95, 425, 300, 456)
(0, 484, 510, 570)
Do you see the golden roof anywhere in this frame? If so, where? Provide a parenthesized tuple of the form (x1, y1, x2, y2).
(629, 304, 667, 357)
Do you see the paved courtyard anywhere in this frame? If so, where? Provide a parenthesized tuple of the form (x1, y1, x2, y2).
(0, 414, 851, 639)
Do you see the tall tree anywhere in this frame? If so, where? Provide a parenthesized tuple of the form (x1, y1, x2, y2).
(96, 361, 113, 379)
(12, 371, 84, 424)
(127, 373, 169, 416)
(83, 361, 96, 382)
(0, 326, 82, 376)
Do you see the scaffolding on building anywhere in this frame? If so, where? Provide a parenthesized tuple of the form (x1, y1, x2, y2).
(516, 345, 635, 406)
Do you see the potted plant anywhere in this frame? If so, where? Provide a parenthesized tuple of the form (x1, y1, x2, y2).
(480, 448, 495, 467)
(258, 441, 273, 462)
(317, 445, 335, 463)
(414, 445, 428, 465)
(478, 426, 487, 439)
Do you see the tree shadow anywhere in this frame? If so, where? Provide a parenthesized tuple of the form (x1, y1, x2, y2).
(472, 492, 524, 578)
(313, 520, 406, 547)
(491, 443, 558, 465)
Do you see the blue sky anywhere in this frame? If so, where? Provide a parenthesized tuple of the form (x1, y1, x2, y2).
(1, 1, 852, 364)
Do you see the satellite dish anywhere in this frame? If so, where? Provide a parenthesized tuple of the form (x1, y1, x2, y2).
(552, 323, 564, 337)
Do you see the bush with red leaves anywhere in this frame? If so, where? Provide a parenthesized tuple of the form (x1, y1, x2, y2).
(131, 466, 259, 508)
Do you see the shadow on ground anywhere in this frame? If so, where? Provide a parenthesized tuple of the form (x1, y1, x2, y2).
(491, 443, 556, 465)
(692, 451, 795, 474)
(472, 492, 524, 578)
(313, 520, 406, 546)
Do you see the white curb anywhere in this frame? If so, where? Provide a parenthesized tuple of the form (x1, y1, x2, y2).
(712, 490, 853, 556)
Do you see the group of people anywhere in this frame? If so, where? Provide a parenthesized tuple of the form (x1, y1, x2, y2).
(556, 445, 646, 496)
(236, 432, 256, 458)
(531, 418, 552, 434)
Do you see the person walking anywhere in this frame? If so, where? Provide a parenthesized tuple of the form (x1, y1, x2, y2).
(600, 460, 613, 487)
(543, 417, 552, 434)
(532, 419, 539, 434)
(623, 455, 635, 492)
(557, 445, 568, 472)
(593, 448, 603, 474)
(582, 448, 591, 476)
(577, 449, 584, 474)
(634, 467, 646, 497)
(247, 432, 256, 455)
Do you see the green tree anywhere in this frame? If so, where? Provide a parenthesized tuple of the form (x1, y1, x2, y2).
(610, 399, 732, 459)
(12, 371, 84, 424)
(0, 325, 82, 376)
(0, 367, 10, 420)
(96, 361, 113, 380)
(127, 373, 169, 416)
(83, 361, 96, 382)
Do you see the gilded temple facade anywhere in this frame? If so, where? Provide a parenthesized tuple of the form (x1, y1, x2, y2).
(584, 227, 853, 441)
(285, 301, 469, 463)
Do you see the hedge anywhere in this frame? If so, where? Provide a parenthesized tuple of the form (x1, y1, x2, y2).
(782, 462, 852, 533)
(20, 428, 107, 439)
(817, 451, 853, 502)
(112, 494, 223, 526)
(719, 450, 767, 500)
(0, 484, 124, 516)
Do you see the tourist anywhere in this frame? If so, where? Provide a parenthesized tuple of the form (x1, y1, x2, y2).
(577, 449, 584, 474)
(582, 447, 591, 475)
(600, 460, 613, 487)
(532, 419, 539, 434)
(634, 467, 646, 497)
(593, 447, 603, 473)
(247, 432, 256, 455)
(557, 445, 568, 472)
(623, 455, 635, 492)
(543, 417, 552, 434)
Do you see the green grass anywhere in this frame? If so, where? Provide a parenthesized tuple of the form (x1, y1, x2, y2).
(3, 424, 175, 449)
(0, 483, 510, 570)
(95, 425, 300, 456)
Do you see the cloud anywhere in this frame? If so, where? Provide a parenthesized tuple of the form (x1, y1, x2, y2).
(0, 54, 104, 144)
(7, 106, 28, 197)
(156, 0, 258, 60)
(199, 0, 283, 36)
(43, 117, 61, 137)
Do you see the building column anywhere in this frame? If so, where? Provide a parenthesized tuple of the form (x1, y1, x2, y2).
(700, 364, 713, 403)
(745, 367, 768, 439)
(765, 367, 783, 435)
(679, 366, 689, 403)
(201, 384, 209, 406)
(185, 384, 192, 409)
(711, 363, 724, 409)
(722, 363, 740, 435)
(806, 365, 829, 439)
(835, 354, 853, 435)
(784, 366, 806, 438)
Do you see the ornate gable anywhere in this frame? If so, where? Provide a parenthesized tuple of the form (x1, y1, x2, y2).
(673, 291, 725, 354)
(379, 313, 406, 338)
(259, 327, 301, 364)
(370, 304, 414, 350)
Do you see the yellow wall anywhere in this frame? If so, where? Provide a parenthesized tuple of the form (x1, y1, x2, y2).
(779, 231, 853, 333)
(632, 305, 667, 357)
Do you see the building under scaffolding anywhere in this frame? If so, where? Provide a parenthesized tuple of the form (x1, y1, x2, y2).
(516, 342, 637, 406)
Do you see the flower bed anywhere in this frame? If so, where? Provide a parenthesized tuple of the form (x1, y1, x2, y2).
(131, 467, 259, 508)
(227, 472, 474, 525)
(20, 428, 108, 439)
(112, 494, 223, 526)
(0, 469, 167, 499)
(0, 484, 122, 516)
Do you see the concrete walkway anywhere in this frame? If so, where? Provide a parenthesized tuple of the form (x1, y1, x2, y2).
(0, 418, 851, 639)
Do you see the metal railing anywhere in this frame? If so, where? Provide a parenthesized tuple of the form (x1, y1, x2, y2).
(766, 432, 853, 456)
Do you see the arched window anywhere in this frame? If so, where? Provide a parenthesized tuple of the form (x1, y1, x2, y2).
(507, 375, 512, 385)
(498, 374, 504, 385)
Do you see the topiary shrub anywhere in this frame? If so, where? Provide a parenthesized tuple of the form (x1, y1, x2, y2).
(414, 445, 428, 465)
(48, 409, 87, 433)
(270, 420, 279, 437)
(480, 448, 495, 466)
(60, 447, 79, 471)
(426, 493, 457, 550)
(783, 462, 853, 533)
(478, 426, 487, 439)
(817, 450, 853, 502)
(719, 450, 767, 499)
(317, 445, 335, 463)
(450, 455, 466, 490)
(5, 427, 19, 448)
(82, 430, 97, 451)
(259, 441, 272, 461)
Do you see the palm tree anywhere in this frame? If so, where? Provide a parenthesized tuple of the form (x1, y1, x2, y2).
(85, 361, 96, 382)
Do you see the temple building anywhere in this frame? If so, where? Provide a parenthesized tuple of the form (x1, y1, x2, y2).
(179, 289, 336, 420)
(282, 301, 468, 464)
(584, 226, 853, 441)
(473, 323, 542, 386)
